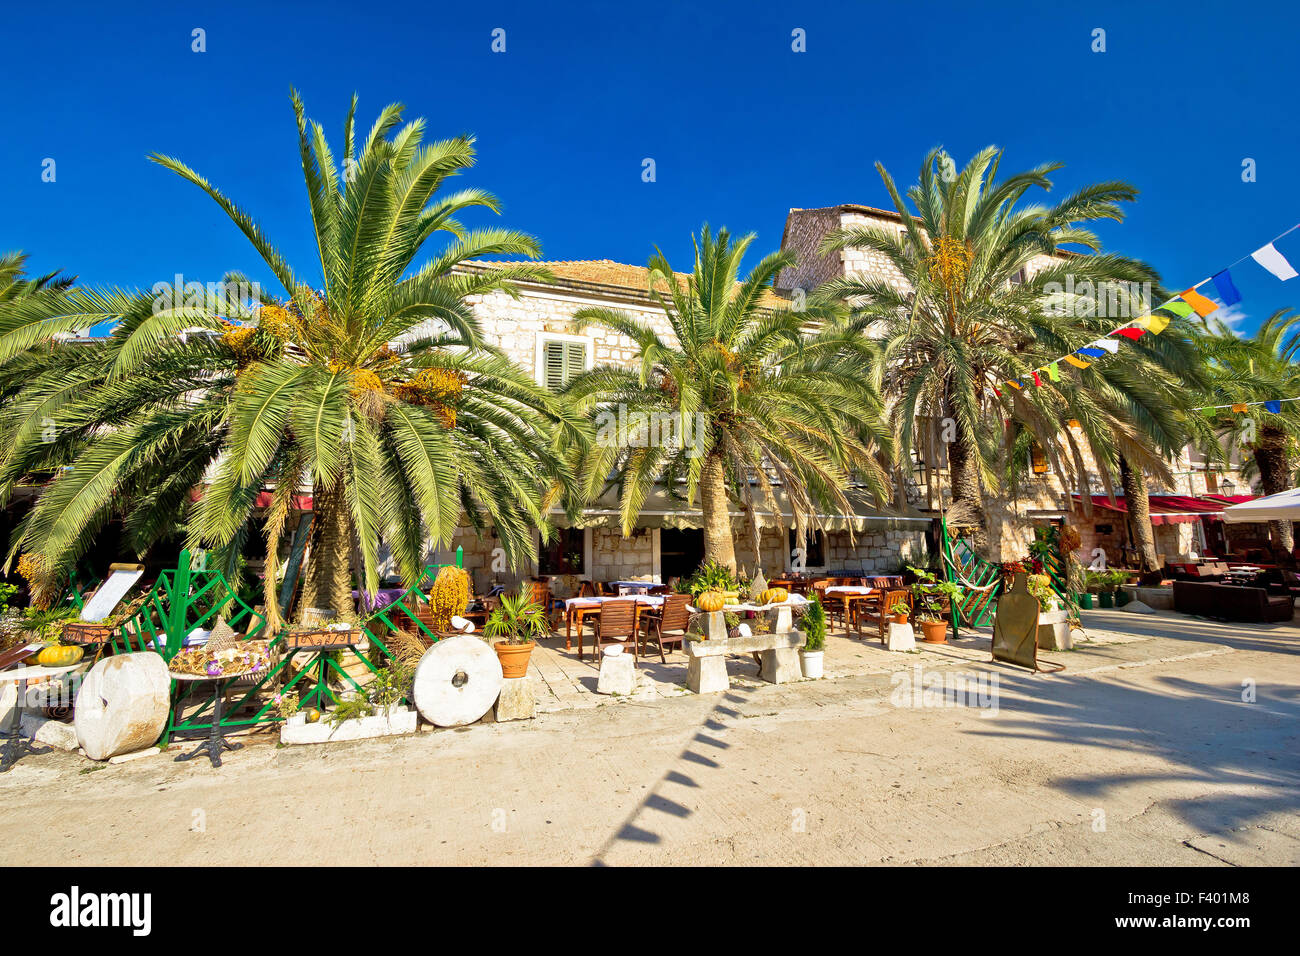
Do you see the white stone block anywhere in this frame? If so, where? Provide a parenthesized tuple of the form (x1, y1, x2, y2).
(596, 651, 636, 696)
(887, 622, 916, 652)
(687, 655, 729, 694)
(20, 714, 79, 751)
(495, 676, 535, 720)
(758, 646, 802, 683)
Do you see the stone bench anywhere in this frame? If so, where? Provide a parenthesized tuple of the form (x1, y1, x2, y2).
(684, 611, 805, 693)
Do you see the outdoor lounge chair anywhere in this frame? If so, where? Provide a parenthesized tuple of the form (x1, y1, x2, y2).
(61, 562, 147, 645)
(1172, 581, 1293, 623)
(640, 593, 691, 662)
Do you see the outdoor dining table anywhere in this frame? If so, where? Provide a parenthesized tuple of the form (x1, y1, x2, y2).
(611, 581, 656, 594)
(562, 595, 664, 650)
(0, 662, 84, 773)
(823, 586, 879, 637)
(168, 670, 255, 769)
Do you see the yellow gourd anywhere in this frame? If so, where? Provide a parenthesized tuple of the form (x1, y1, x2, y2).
(758, 587, 789, 606)
(36, 645, 84, 667)
(696, 590, 726, 613)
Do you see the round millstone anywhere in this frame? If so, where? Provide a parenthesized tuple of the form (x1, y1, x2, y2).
(412, 636, 503, 727)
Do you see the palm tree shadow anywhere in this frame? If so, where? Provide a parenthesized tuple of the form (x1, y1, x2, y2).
(967, 665, 1300, 832)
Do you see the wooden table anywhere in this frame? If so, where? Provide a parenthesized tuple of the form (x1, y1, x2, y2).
(562, 596, 663, 651)
(824, 586, 879, 637)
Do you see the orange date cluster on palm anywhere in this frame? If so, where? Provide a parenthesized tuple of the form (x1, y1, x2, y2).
(391, 367, 465, 428)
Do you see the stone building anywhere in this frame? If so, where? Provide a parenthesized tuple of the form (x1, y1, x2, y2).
(776, 203, 1262, 567)
(428, 256, 930, 594)
(406, 201, 1265, 593)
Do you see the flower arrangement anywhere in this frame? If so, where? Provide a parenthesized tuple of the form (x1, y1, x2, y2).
(169, 642, 271, 678)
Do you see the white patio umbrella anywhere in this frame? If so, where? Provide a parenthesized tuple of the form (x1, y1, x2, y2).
(1222, 488, 1300, 523)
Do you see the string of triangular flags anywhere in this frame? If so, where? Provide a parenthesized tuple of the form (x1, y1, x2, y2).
(993, 221, 1300, 397)
(1195, 396, 1300, 416)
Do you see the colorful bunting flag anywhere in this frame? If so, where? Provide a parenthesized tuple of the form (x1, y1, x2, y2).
(988, 223, 1298, 400)
(1180, 287, 1219, 317)
(1142, 313, 1172, 335)
(1211, 270, 1242, 305)
(1251, 242, 1298, 281)
(1231, 403, 1249, 413)
(1156, 299, 1194, 319)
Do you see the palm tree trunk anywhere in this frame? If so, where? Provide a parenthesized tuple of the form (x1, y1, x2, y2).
(947, 422, 988, 556)
(299, 478, 355, 619)
(700, 451, 737, 572)
(1254, 425, 1294, 552)
(1118, 456, 1159, 572)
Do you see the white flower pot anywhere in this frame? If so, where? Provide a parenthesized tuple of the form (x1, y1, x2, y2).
(799, 649, 824, 679)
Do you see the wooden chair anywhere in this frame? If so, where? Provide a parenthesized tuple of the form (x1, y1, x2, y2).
(582, 599, 639, 663)
(527, 580, 562, 628)
(640, 593, 692, 662)
(854, 588, 911, 644)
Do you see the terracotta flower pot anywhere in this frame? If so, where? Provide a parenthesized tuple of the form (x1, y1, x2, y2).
(494, 640, 535, 679)
(919, 620, 948, 644)
(892, 613, 909, 626)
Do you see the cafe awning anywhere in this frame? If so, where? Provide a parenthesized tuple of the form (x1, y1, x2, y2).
(1072, 494, 1256, 525)
(552, 485, 930, 532)
(1222, 488, 1300, 523)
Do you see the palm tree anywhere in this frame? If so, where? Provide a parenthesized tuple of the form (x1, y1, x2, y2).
(563, 226, 891, 573)
(0, 92, 588, 623)
(1195, 309, 1300, 551)
(0, 251, 73, 302)
(817, 147, 1206, 559)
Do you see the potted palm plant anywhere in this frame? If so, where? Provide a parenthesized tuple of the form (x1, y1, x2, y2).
(798, 597, 826, 678)
(484, 585, 549, 678)
(907, 566, 963, 643)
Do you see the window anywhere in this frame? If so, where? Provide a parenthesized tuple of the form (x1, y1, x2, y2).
(789, 529, 826, 570)
(538, 527, 586, 575)
(539, 337, 588, 390)
(1030, 445, 1050, 475)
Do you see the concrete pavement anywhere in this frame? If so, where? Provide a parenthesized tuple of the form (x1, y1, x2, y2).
(1, 608, 1296, 866)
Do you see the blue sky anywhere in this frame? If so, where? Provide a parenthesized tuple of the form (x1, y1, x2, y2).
(2, 0, 1297, 333)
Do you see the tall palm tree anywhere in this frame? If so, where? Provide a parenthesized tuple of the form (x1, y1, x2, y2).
(1195, 309, 1300, 551)
(563, 226, 891, 572)
(817, 147, 1206, 558)
(0, 92, 589, 623)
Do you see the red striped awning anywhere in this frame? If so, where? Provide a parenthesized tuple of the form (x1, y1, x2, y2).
(1072, 494, 1256, 525)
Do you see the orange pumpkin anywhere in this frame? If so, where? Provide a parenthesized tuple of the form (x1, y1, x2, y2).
(696, 590, 726, 612)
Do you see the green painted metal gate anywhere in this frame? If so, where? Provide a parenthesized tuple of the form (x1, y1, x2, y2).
(940, 519, 1003, 628)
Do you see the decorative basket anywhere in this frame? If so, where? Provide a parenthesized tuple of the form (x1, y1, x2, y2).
(281, 627, 358, 650)
(61, 622, 116, 645)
